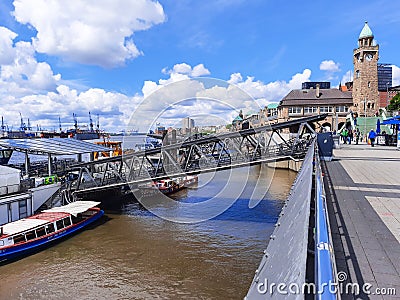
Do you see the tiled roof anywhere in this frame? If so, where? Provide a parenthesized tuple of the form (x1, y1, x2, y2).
(279, 89, 353, 106)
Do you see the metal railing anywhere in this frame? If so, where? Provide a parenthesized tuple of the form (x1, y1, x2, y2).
(314, 145, 339, 300)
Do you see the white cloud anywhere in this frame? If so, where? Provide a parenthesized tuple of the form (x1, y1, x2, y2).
(162, 63, 211, 78)
(0, 33, 61, 95)
(0, 27, 17, 65)
(0, 34, 313, 133)
(320, 60, 341, 72)
(128, 66, 312, 130)
(12, 0, 166, 67)
(192, 64, 211, 77)
(392, 65, 400, 86)
(228, 69, 312, 106)
(341, 70, 353, 84)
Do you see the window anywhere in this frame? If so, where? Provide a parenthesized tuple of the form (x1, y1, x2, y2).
(356, 70, 360, 78)
(13, 234, 26, 244)
(336, 106, 348, 113)
(304, 107, 317, 114)
(368, 81, 371, 88)
(46, 224, 55, 234)
(19, 200, 28, 219)
(56, 219, 65, 230)
(288, 107, 302, 115)
(320, 106, 333, 113)
(36, 227, 46, 238)
(64, 217, 71, 227)
(25, 231, 37, 241)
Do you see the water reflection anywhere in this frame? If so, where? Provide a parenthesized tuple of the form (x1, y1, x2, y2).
(0, 165, 296, 300)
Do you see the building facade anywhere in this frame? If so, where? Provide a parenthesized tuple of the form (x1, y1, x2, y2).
(277, 85, 353, 132)
(352, 21, 380, 116)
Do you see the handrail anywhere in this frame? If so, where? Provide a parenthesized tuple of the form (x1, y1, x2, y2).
(314, 144, 339, 299)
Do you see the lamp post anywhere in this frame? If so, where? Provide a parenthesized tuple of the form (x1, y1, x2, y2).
(386, 82, 390, 108)
(364, 99, 367, 142)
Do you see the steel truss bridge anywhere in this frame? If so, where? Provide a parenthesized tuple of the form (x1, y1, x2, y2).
(58, 114, 327, 202)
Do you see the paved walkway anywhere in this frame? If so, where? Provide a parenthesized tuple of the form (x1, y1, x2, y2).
(324, 143, 400, 299)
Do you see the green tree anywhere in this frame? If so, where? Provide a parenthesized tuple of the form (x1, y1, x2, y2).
(388, 93, 400, 111)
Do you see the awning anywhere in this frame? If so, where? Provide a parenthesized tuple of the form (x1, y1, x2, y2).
(381, 119, 400, 125)
(0, 138, 110, 155)
(43, 201, 101, 217)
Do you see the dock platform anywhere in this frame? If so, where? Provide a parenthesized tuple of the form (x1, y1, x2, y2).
(324, 144, 400, 299)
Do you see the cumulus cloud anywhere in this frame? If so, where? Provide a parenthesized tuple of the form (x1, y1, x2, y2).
(392, 65, 400, 86)
(128, 65, 312, 130)
(0, 27, 17, 65)
(0, 31, 61, 96)
(341, 70, 353, 84)
(228, 69, 312, 106)
(12, 0, 166, 67)
(0, 33, 314, 133)
(161, 63, 211, 77)
(320, 60, 341, 72)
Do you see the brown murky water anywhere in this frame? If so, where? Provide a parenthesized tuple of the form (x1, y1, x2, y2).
(0, 165, 296, 300)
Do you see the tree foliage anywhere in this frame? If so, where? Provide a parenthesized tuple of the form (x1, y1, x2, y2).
(388, 93, 400, 111)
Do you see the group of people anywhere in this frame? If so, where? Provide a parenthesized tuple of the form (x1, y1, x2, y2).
(340, 128, 377, 147)
(340, 128, 361, 145)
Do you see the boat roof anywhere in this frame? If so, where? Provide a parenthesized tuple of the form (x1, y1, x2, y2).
(43, 200, 100, 217)
(1, 218, 49, 236)
(0, 201, 100, 237)
(0, 138, 110, 155)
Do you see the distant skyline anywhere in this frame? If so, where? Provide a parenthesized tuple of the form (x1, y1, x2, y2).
(0, 0, 399, 131)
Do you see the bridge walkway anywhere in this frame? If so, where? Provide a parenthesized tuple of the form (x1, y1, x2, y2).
(323, 144, 400, 299)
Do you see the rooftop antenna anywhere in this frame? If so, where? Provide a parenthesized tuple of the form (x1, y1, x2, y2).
(73, 113, 78, 130)
(89, 112, 94, 132)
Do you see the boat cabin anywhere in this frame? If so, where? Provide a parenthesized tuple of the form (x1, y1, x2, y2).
(0, 201, 100, 249)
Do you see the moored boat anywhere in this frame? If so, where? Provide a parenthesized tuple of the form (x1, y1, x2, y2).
(0, 201, 104, 264)
(138, 175, 199, 198)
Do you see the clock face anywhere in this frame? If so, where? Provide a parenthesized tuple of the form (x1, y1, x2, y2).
(366, 53, 373, 61)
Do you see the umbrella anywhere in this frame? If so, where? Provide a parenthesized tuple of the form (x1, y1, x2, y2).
(381, 119, 400, 125)
(376, 119, 381, 134)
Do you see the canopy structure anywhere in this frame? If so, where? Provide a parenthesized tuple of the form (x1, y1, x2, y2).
(43, 201, 100, 217)
(0, 138, 111, 177)
(381, 118, 400, 126)
(0, 138, 109, 155)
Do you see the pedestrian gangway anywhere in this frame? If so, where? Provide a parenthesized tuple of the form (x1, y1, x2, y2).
(60, 114, 327, 201)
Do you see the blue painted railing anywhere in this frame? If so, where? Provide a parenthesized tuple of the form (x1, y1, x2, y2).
(314, 145, 339, 300)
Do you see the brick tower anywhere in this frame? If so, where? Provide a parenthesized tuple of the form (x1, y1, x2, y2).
(352, 21, 379, 117)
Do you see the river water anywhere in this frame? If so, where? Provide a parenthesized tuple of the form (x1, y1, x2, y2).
(0, 137, 296, 300)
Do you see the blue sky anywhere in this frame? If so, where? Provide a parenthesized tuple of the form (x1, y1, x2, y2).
(0, 0, 399, 132)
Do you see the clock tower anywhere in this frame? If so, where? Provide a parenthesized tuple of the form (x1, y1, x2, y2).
(352, 21, 379, 117)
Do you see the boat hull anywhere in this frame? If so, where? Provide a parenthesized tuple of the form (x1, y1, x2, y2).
(0, 210, 104, 264)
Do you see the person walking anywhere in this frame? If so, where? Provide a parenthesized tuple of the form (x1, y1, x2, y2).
(343, 128, 348, 144)
(348, 129, 353, 144)
(355, 128, 360, 145)
(368, 129, 377, 147)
